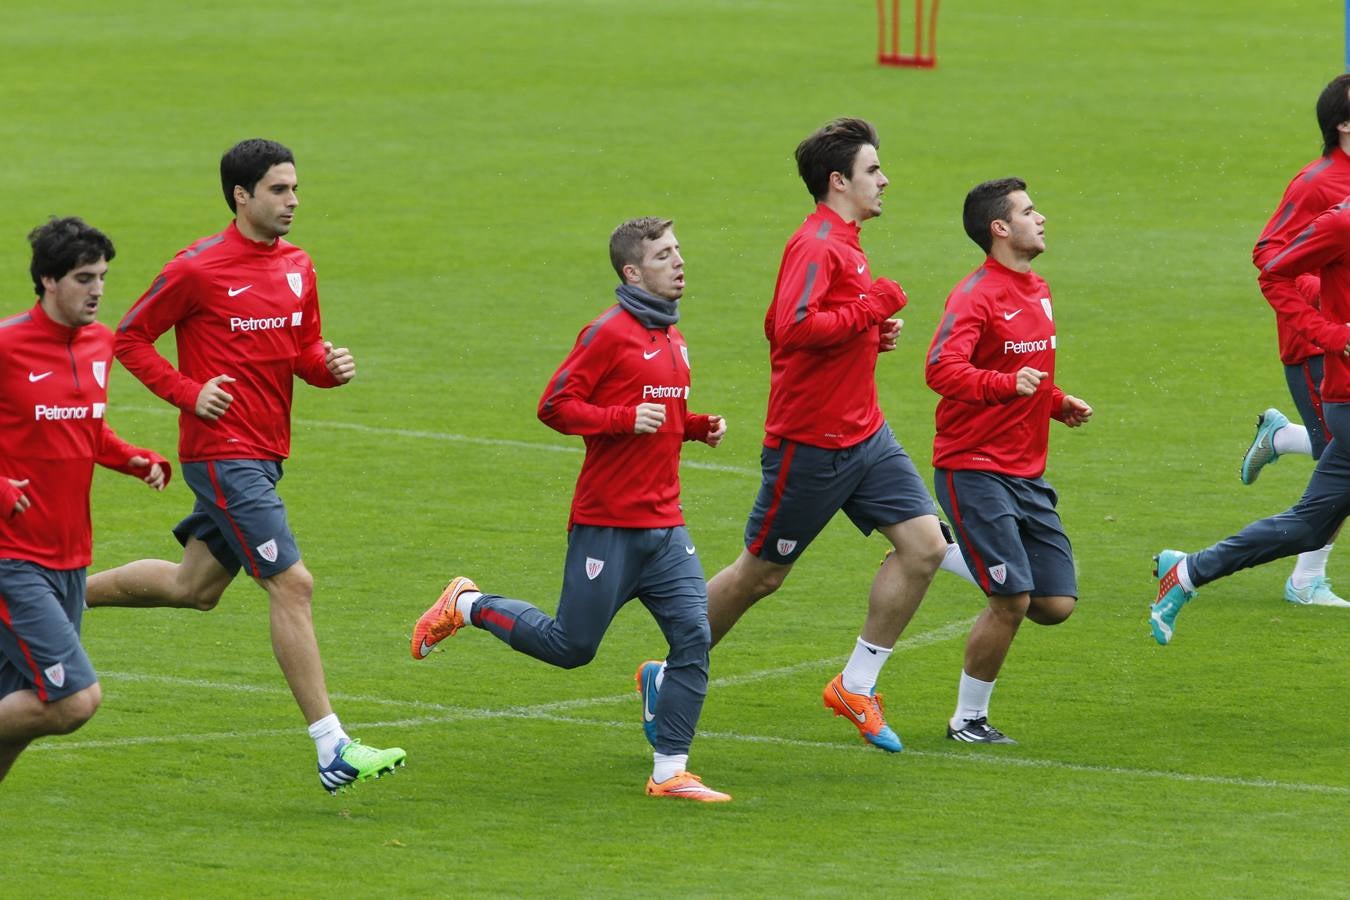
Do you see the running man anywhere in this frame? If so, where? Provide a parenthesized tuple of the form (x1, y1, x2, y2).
(639, 117, 952, 754)
(0, 218, 170, 783)
(927, 179, 1092, 743)
(86, 139, 406, 793)
(412, 217, 731, 802)
(1237, 73, 1350, 608)
(1151, 195, 1350, 643)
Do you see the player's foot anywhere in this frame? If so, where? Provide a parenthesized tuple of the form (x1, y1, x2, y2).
(317, 739, 407, 795)
(1284, 575, 1350, 608)
(411, 576, 478, 659)
(1151, 549, 1196, 646)
(823, 673, 903, 752)
(634, 659, 663, 748)
(946, 716, 1017, 744)
(1240, 407, 1289, 485)
(645, 771, 731, 802)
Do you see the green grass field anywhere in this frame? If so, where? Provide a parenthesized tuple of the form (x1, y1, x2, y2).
(2, 0, 1349, 895)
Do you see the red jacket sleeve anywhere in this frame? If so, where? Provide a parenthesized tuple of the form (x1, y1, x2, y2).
(770, 240, 905, 351)
(682, 413, 711, 442)
(537, 323, 636, 436)
(925, 303, 1019, 405)
(1258, 210, 1350, 354)
(293, 267, 341, 388)
(115, 262, 205, 412)
(95, 422, 173, 486)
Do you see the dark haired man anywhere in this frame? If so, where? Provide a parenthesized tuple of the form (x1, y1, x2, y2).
(1234, 74, 1350, 608)
(639, 118, 953, 755)
(86, 139, 406, 793)
(927, 180, 1092, 743)
(1151, 170, 1350, 643)
(0, 218, 170, 783)
(412, 218, 731, 802)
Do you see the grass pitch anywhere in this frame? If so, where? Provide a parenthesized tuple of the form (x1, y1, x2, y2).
(2, 0, 1348, 896)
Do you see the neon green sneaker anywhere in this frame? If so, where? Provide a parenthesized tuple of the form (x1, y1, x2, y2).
(1240, 408, 1289, 485)
(317, 739, 407, 794)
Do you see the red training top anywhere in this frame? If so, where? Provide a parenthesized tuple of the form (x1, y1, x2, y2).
(927, 258, 1067, 478)
(538, 304, 711, 530)
(763, 204, 906, 449)
(0, 302, 169, 569)
(1252, 150, 1350, 364)
(1260, 200, 1350, 403)
(116, 222, 340, 462)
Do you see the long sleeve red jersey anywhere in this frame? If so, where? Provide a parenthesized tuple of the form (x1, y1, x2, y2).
(115, 222, 340, 463)
(1252, 150, 1350, 364)
(763, 204, 906, 449)
(0, 303, 169, 568)
(1260, 201, 1350, 403)
(926, 259, 1067, 478)
(538, 304, 711, 530)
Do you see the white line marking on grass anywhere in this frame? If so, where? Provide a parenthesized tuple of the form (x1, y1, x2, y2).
(120, 404, 759, 476)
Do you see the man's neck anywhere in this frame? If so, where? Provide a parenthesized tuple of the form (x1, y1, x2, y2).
(989, 245, 1033, 273)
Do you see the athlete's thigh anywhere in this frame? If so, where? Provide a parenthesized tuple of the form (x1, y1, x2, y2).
(635, 526, 709, 634)
(180, 460, 300, 579)
(1285, 357, 1329, 459)
(0, 561, 95, 701)
(743, 439, 857, 564)
(1015, 478, 1078, 600)
(934, 469, 1033, 596)
(841, 423, 939, 534)
(553, 525, 646, 642)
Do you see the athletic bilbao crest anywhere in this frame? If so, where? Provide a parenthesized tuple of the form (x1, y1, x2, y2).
(1040, 297, 1053, 321)
(257, 539, 279, 564)
(92, 360, 106, 388)
(776, 538, 797, 557)
(44, 662, 65, 689)
(585, 557, 605, 580)
(680, 345, 690, 368)
(287, 272, 303, 298)
(989, 563, 1007, 585)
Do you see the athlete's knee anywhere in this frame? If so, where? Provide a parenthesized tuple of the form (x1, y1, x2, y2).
(263, 562, 315, 607)
(552, 641, 599, 670)
(1027, 595, 1076, 625)
(666, 616, 712, 659)
(50, 684, 101, 734)
(734, 555, 789, 599)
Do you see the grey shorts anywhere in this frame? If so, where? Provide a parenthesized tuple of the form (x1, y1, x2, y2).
(175, 460, 300, 579)
(0, 560, 96, 701)
(744, 423, 938, 564)
(935, 468, 1077, 599)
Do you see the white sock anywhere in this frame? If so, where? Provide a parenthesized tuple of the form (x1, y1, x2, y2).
(1290, 544, 1333, 589)
(841, 637, 892, 695)
(940, 542, 977, 586)
(308, 713, 350, 766)
(1175, 557, 1196, 593)
(654, 662, 666, 691)
(1273, 422, 1312, 456)
(455, 590, 482, 620)
(950, 670, 996, 728)
(652, 752, 688, 784)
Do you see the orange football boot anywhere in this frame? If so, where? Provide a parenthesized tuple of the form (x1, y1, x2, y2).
(645, 771, 731, 802)
(411, 576, 478, 660)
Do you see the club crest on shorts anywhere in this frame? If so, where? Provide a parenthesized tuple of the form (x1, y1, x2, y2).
(1040, 297, 1053, 321)
(584, 557, 605, 580)
(989, 563, 1007, 585)
(44, 662, 65, 689)
(287, 272, 303, 298)
(776, 538, 797, 557)
(257, 538, 279, 564)
(92, 360, 107, 388)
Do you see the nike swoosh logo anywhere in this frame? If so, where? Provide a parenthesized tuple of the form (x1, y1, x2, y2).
(28, 371, 52, 382)
(643, 349, 662, 360)
(1003, 310, 1022, 321)
(685, 545, 696, 555)
(418, 639, 436, 658)
(831, 685, 868, 724)
(856, 264, 866, 274)
(228, 285, 253, 297)
(642, 679, 657, 723)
